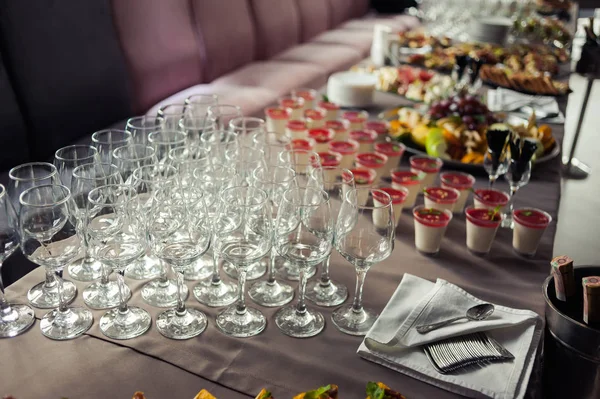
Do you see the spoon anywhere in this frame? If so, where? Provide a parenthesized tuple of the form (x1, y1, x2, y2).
(416, 303, 495, 334)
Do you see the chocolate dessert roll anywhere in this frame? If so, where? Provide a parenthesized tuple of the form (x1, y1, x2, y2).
(583, 276, 600, 325)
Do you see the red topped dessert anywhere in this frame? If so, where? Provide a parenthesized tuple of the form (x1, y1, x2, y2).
(356, 152, 388, 169)
(377, 187, 408, 204)
(304, 108, 326, 121)
(342, 110, 369, 123)
(440, 172, 475, 189)
(350, 168, 376, 185)
(265, 107, 291, 120)
(286, 120, 307, 131)
(279, 97, 304, 110)
(409, 156, 443, 173)
(318, 101, 340, 111)
(474, 189, 510, 208)
(317, 151, 342, 167)
(413, 207, 452, 226)
(365, 120, 389, 136)
(308, 128, 335, 143)
(513, 208, 551, 229)
(292, 88, 317, 101)
(375, 142, 406, 157)
(466, 207, 502, 227)
(328, 139, 359, 155)
(391, 170, 422, 185)
(424, 187, 459, 204)
(292, 138, 315, 151)
(325, 119, 350, 133)
(349, 129, 377, 143)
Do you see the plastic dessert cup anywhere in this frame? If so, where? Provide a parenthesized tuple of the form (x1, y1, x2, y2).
(365, 120, 390, 143)
(292, 88, 317, 109)
(409, 155, 443, 189)
(308, 128, 335, 153)
(319, 101, 340, 121)
(355, 152, 388, 184)
(326, 119, 350, 141)
(264, 107, 291, 136)
(375, 186, 408, 226)
(342, 110, 369, 131)
(286, 120, 308, 140)
(292, 138, 315, 152)
(328, 139, 359, 170)
(473, 188, 510, 211)
(305, 108, 327, 129)
(440, 171, 476, 213)
(413, 206, 453, 256)
(374, 142, 405, 177)
(423, 186, 460, 213)
(349, 129, 378, 153)
(317, 152, 342, 182)
(465, 206, 502, 255)
(279, 96, 305, 120)
(350, 168, 377, 206)
(512, 208, 552, 257)
(391, 169, 424, 208)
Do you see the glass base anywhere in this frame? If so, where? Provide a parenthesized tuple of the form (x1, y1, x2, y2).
(183, 254, 214, 281)
(274, 258, 316, 281)
(40, 307, 93, 340)
(501, 216, 514, 229)
(156, 308, 207, 340)
(223, 259, 266, 280)
(99, 306, 151, 340)
(216, 305, 266, 337)
(193, 278, 238, 307)
(124, 255, 163, 280)
(0, 304, 36, 338)
(67, 257, 102, 282)
(331, 305, 378, 336)
(305, 279, 348, 307)
(28, 279, 77, 309)
(141, 278, 187, 308)
(275, 305, 325, 338)
(249, 280, 294, 307)
(83, 280, 132, 310)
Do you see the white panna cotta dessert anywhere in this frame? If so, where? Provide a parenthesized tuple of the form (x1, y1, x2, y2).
(355, 152, 388, 184)
(423, 186, 460, 213)
(278, 96, 305, 120)
(512, 208, 552, 257)
(349, 129, 377, 153)
(375, 142, 405, 179)
(374, 186, 408, 227)
(465, 206, 502, 255)
(409, 155, 443, 189)
(318, 100, 340, 121)
(413, 206, 453, 255)
(317, 152, 342, 182)
(292, 88, 317, 110)
(286, 120, 308, 140)
(391, 169, 424, 208)
(342, 110, 368, 131)
(307, 128, 335, 153)
(264, 107, 291, 136)
(304, 108, 326, 129)
(440, 171, 476, 213)
(350, 168, 376, 206)
(326, 119, 350, 141)
(328, 139, 359, 170)
(473, 188, 510, 211)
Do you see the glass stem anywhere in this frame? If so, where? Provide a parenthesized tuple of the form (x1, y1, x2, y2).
(158, 261, 168, 284)
(116, 271, 129, 313)
(352, 269, 368, 313)
(267, 252, 276, 284)
(100, 263, 110, 285)
(319, 256, 331, 287)
(507, 185, 518, 219)
(211, 248, 221, 284)
(55, 269, 68, 313)
(488, 175, 496, 189)
(296, 267, 307, 315)
(44, 268, 55, 287)
(0, 262, 14, 319)
(176, 269, 186, 314)
(235, 268, 247, 314)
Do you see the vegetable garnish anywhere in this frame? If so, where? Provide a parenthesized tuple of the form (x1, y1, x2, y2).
(366, 382, 386, 399)
(322, 94, 330, 103)
(522, 211, 532, 216)
(304, 385, 332, 399)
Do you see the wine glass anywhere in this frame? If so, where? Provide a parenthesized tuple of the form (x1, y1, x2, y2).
(179, 116, 215, 147)
(503, 159, 532, 228)
(484, 128, 511, 188)
(274, 187, 334, 337)
(157, 103, 187, 131)
(132, 164, 184, 307)
(248, 165, 296, 307)
(112, 144, 158, 185)
(252, 131, 292, 164)
(147, 185, 211, 339)
(185, 94, 218, 119)
(214, 186, 272, 337)
(483, 151, 509, 188)
(332, 188, 395, 336)
(305, 167, 353, 307)
(207, 104, 242, 131)
(8, 162, 76, 309)
(19, 184, 93, 339)
(71, 163, 133, 309)
(87, 184, 150, 339)
(54, 145, 99, 189)
(192, 164, 239, 307)
(91, 129, 132, 164)
(147, 130, 187, 165)
(126, 115, 164, 145)
(229, 117, 265, 146)
(0, 184, 35, 338)
(200, 129, 238, 164)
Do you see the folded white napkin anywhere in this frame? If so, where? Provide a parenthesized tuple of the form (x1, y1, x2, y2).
(487, 87, 565, 124)
(358, 274, 543, 399)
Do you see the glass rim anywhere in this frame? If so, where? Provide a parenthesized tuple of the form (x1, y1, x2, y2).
(219, 185, 269, 207)
(206, 104, 242, 116)
(132, 164, 178, 182)
(252, 164, 296, 184)
(278, 149, 321, 165)
(0, 183, 6, 200)
(112, 144, 156, 161)
(193, 164, 235, 182)
(54, 145, 98, 162)
(229, 116, 265, 129)
(347, 187, 393, 210)
(282, 186, 330, 207)
(412, 204, 453, 226)
(126, 115, 164, 129)
(72, 163, 121, 181)
(87, 184, 137, 207)
(512, 207, 552, 228)
(168, 145, 209, 159)
(147, 130, 187, 144)
(200, 129, 238, 143)
(158, 103, 187, 115)
(464, 205, 503, 226)
(178, 116, 213, 129)
(9, 162, 58, 182)
(19, 184, 71, 208)
(185, 93, 218, 104)
(313, 166, 354, 184)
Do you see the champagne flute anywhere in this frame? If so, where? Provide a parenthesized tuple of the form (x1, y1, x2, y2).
(503, 160, 532, 228)
(91, 129, 132, 164)
(8, 162, 76, 309)
(147, 185, 211, 339)
(0, 184, 35, 338)
(332, 188, 395, 336)
(87, 185, 150, 339)
(185, 94, 218, 119)
(274, 187, 334, 337)
(19, 184, 93, 339)
(214, 186, 272, 337)
(248, 165, 296, 307)
(71, 163, 132, 309)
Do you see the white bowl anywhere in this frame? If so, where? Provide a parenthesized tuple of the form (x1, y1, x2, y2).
(327, 71, 377, 108)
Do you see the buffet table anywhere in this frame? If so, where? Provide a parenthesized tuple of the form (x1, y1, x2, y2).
(0, 88, 563, 399)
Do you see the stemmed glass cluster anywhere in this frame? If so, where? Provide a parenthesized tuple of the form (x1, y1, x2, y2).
(0, 93, 397, 341)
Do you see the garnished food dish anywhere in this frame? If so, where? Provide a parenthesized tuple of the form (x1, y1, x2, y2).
(512, 15, 572, 49)
(480, 64, 569, 95)
(366, 381, 407, 399)
(294, 384, 338, 399)
(395, 31, 451, 49)
(255, 389, 275, 399)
